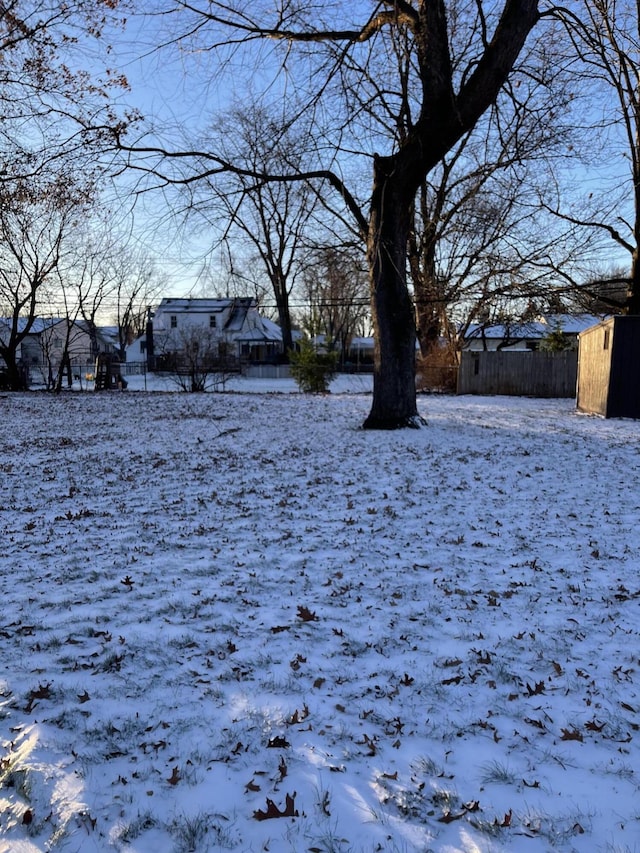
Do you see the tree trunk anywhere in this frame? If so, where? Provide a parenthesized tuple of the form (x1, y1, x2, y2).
(628, 248, 640, 314)
(273, 279, 294, 356)
(411, 216, 443, 358)
(360, 0, 539, 428)
(363, 155, 424, 429)
(0, 350, 27, 391)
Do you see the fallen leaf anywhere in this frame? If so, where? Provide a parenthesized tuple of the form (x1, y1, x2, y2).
(297, 605, 319, 622)
(253, 792, 298, 821)
(561, 727, 584, 742)
(437, 810, 466, 823)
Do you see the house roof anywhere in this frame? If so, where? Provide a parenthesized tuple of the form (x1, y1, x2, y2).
(540, 314, 607, 334)
(464, 321, 547, 341)
(236, 315, 284, 343)
(464, 314, 609, 342)
(1, 317, 123, 347)
(155, 297, 257, 315)
(350, 336, 375, 350)
(0, 317, 66, 336)
(225, 300, 254, 332)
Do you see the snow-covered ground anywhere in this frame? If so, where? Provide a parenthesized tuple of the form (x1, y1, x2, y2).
(1, 385, 639, 853)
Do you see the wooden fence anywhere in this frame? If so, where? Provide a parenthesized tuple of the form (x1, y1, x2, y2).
(457, 350, 578, 398)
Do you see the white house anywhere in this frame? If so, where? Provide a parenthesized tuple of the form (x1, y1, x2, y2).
(130, 298, 285, 368)
(462, 314, 606, 351)
(1, 317, 117, 386)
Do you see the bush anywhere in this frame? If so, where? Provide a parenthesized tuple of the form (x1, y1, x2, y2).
(540, 324, 574, 352)
(289, 338, 339, 393)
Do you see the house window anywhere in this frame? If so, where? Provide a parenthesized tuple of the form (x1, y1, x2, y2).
(603, 329, 610, 350)
(209, 315, 217, 328)
(170, 315, 177, 328)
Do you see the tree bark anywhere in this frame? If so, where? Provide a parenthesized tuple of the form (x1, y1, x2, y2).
(0, 350, 27, 391)
(273, 282, 294, 355)
(628, 248, 640, 314)
(363, 154, 425, 429)
(362, 0, 539, 428)
(410, 211, 443, 358)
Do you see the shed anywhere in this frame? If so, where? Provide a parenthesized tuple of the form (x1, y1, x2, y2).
(576, 316, 640, 418)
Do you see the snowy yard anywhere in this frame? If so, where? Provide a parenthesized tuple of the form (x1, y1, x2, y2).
(1, 386, 639, 853)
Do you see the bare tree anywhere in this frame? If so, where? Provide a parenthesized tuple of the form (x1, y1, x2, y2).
(117, 0, 542, 427)
(155, 324, 231, 392)
(187, 107, 319, 355)
(0, 2, 130, 182)
(0, 175, 91, 389)
(551, 0, 640, 312)
(300, 246, 370, 366)
(409, 71, 579, 359)
(0, 2, 133, 389)
(109, 250, 166, 360)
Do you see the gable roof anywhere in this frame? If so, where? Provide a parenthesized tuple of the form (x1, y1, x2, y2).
(0, 316, 66, 336)
(464, 314, 609, 342)
(155, 297, 257, 316)
(464, 321, 547, 342)
(540, 314, 607, 334)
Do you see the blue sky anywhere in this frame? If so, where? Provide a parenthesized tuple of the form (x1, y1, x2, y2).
(93, 3, 635, 300)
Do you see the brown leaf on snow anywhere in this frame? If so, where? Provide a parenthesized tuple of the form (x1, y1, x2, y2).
(253, 792, 298, 821)
(167, 766, 180, 785)
(287, 704, 309, 725)
(297, 605, 319, 622)
(277, 756, 288, 782)
(77, 690, 90, 704)
(437, 810, 466, 823)
(245, 778, 261, 793)
(25, 682, 52, 712)
(561, 727, 584, 742)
